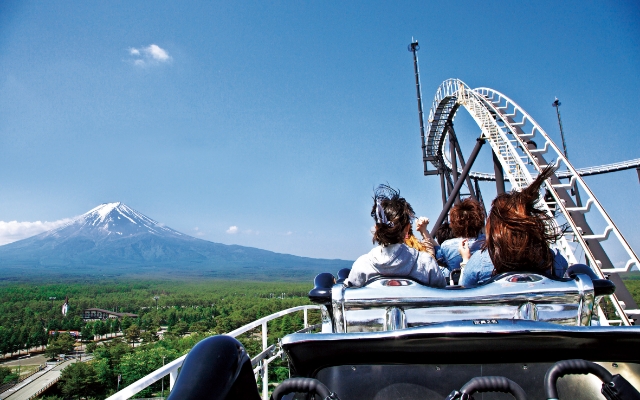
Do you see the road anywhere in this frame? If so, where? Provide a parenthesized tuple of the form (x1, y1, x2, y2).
(1, 357, 91, 400)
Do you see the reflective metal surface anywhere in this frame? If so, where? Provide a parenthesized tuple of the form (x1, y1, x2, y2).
(384, 307, 407, 331)
(330, 274, 595, 333)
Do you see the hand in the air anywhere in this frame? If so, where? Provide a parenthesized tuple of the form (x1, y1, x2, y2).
(458, 238, 471, 262)
(416, 217, 429, 235)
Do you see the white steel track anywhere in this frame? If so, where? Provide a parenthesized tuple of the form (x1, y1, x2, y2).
(426, 79, 640, 326)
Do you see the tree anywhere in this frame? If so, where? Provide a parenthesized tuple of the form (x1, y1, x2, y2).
(45, 333, 76, 359)
(0, 366, 18, 384)
(85, 342, 97, 353)
(58, 362, 100, 399)
(125, 324, 140, 348)
(119, 347, 179, 398)
(189, 321, 209, 333)
(93, 320, 105, 340)
(172, 321, 188, 336)
(140, 331, 158, 344)
(81, 323, 94, 343)
(120, 316, 133, 331)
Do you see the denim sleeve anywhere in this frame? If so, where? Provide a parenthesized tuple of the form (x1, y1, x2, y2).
(552, 250, 569, 278)
(435, 246, 443, 262)
(459, 250, 493, 288)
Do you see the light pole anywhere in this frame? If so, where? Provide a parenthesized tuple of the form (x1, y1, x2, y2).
(153, 296, 159, 311)
(161, 356, 166, 398)
(49, 297, 56, 309)
(552, 98, 569, 160)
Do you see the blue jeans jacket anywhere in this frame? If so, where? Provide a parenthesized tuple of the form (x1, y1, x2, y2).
(459, 248, 569, 288)
(436, 234, 485, 273)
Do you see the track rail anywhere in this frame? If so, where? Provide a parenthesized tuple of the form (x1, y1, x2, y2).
(425, 79, 640, 326)
(445, 158, 640, 182)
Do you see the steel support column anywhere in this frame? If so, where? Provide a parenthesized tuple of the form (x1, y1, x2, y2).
(447, 123, 460, 205)
(493, 151, 506, 195)
(449, 127, 477, 201)
(439, 170, 447, 206)
(431, 138, 486, 235)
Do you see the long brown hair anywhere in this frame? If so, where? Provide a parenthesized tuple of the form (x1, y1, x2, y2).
(371, 185, 415, 246)
(450, 198, 485, 238)
(485, 166, 562, 274)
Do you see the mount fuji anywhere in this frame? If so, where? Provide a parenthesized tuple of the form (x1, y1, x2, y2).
(0, 203, 351, 280)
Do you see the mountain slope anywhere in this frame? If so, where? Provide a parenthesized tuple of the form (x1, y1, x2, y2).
(0, 203, 351, 280)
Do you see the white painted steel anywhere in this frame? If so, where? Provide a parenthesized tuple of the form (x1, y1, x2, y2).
(105, 305, 320, 400)
(425, 79, 638, 326)
(261, 321, 268, 400)
(476, 86, 639, 275)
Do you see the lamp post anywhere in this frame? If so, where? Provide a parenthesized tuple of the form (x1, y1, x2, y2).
(161, 356, 166, 398)
(153, 296, 159, 311)
(49, 297, 56, 309)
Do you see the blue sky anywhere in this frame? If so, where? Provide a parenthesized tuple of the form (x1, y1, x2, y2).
(0, 1, 638, 261)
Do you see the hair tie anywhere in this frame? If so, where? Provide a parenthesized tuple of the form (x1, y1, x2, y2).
(376, 199, 393, 227)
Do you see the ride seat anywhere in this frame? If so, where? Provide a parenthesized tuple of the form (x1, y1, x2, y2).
(328, 272, 604, 333)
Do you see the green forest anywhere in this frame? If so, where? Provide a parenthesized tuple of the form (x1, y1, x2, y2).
(0, 279, 320, 399)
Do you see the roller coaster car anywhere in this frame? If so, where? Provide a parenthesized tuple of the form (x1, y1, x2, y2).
(309, 265, 617, 333)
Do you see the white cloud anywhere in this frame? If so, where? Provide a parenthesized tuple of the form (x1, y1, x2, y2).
(127, 44, 172, 67)
(146, 44, 170, 61)
(286, 231, 293, 236)
(226, 226, 239, 234)
(0, 219, 73, 245)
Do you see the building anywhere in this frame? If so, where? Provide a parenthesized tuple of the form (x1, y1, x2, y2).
(82, 308, 138, 321)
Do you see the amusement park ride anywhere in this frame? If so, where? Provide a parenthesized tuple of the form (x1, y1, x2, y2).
(107, 41, 640, 400)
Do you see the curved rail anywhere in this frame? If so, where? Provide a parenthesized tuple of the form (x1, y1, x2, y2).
(106, 305, 320, 400)
(446, 158, 640, 182)
(425, 79, 639, 326)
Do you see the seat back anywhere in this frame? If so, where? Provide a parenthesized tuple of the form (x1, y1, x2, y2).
(329, 273, 595, 333)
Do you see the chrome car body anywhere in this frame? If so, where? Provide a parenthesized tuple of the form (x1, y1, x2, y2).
(324, 273, 599, 333)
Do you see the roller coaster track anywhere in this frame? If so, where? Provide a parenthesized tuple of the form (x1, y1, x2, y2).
(446, 157, 640, 182)
(425, 79, 640, 326)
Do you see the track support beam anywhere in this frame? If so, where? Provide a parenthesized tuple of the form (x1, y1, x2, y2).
(493, 151, 506, 195)
(431, 138, 486, 235)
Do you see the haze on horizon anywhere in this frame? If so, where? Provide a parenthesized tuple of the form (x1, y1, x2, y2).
(0, 1, 638, 260)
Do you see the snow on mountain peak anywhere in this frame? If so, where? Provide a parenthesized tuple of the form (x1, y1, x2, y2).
(40, 202, 185, 239)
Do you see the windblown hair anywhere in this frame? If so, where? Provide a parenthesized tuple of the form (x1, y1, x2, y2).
(405, 229, 428, 252)
(450, 198, 486, 238)
(371, 185, 415, 246)
(435, 222, 454, 245)
(485, 165, 562, 274)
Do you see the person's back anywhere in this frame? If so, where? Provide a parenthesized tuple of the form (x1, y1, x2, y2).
(346, 185, 445, 288)
(436, 198, 485, 272)
(348, 242, 445, 288)
(458, 166, 568, 288)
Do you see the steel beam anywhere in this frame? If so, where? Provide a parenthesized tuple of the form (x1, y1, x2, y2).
(493, 151, 506, 195)
(451, 131, 477, 201)
(431, 138, 486, 235)
(439, 170, 447, 207)
(448, 123, 460, 205)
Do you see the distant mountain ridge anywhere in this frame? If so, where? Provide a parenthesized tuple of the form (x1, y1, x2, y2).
(0, 203, 351, 280)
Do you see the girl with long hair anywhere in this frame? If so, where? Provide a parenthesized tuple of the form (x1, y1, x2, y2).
(346, 185, 446, 288)
(458, 166, 568, 287)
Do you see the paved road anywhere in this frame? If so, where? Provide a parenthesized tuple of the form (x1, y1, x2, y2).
(0, 355, 48, 368)
(1, 358, 91, 400)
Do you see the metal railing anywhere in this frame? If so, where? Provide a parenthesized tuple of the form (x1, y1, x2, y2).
(106, 305, 320, 400)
